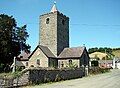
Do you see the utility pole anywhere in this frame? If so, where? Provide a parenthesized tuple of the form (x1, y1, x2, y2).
(112, 57, 116, 69)
(12, 57, 16, 73)
(105, 49, 107, 68)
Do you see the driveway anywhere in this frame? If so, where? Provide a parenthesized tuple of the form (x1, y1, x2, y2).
(24, 69, 120, 88)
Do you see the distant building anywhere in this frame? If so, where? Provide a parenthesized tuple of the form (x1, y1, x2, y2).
(11, 51, 30, 69)
(113, 58, 120, 69)
(98, 60, 113, 68)
(116, 61, 120, 69)
(89, 52, 113, 68)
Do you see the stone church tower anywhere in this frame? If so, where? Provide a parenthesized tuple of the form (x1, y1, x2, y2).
(39, 3, 69, 56)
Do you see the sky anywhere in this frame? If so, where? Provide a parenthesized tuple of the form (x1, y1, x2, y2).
(0, 0, 120, 51)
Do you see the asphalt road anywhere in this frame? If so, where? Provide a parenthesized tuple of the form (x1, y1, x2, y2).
(24, 69, 120, 88)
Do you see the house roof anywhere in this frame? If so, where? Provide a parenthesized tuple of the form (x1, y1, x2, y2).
(18, 51, 31, 61)
(29, 45, 56, 58)
(58, 46, 85, 59)
(98, 60, 113, 64)
(39, 45, 56, 58)
(11, 60, 25, 68)
(16, 61, 24, 66)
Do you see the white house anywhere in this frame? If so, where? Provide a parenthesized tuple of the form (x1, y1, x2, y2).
(112, 58, 120, 69)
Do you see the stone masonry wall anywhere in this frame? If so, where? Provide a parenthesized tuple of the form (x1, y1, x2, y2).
(28, 68, 84, 84)
(40, 12, 57, 56)
(39, 12, 69, 56)
(28, 48, 49, 67)
(57, 12, 69, 56)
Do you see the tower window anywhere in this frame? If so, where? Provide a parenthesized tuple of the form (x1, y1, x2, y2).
(62, 20, 65, 25)
(46, 18, 49, 24)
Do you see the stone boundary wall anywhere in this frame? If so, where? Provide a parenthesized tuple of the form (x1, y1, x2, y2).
(0, 71, 29, 87)
(28, 68, 84, 84)
(0, 68, 85, 87)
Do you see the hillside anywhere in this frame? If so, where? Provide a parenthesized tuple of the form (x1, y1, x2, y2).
(89, 52, 107, 60)
(88, 47, 120, 58)
(112, 50, 120, 58)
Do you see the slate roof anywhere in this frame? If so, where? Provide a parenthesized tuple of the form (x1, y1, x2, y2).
(18, 51, 31, 61)
(58, 47, 85, 59)
(16, 61, 24, 66)
(39, 45, 56, 58)
(29, 45, 56, 58)
(98, 60, 113, 64)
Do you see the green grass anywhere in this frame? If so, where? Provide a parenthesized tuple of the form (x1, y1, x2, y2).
(0, 72, 12, 78)
(0, 71, 21, 79)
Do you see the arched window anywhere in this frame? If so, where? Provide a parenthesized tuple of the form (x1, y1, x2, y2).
(69, 60, 72, 65)
(36, 59, 40, 65)
(46, 18, 49, 24)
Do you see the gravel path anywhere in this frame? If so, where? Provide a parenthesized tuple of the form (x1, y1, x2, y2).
(24, 69, 120, 88)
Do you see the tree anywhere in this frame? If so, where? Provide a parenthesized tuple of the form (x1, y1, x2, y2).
(88, 47, 98, 54)
(88, 47, 115, 60)
(0, 14, 30, 71)
(88, 47, 113, 55)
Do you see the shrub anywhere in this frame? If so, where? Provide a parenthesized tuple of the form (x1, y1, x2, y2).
(89, 67, 110, 75)
(0, 63, 4, 72)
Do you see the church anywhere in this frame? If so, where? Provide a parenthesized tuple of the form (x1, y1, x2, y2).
(28, 2, 90, 68)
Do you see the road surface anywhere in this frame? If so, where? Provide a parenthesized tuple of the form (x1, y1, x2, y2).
(24, 69, 120, 88)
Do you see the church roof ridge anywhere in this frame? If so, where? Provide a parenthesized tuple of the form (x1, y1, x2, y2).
(64, 46, 85, 49)
(28, 45, 56, 59)
(58, 46, 86, 59)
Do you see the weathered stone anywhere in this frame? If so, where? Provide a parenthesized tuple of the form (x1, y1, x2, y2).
(29, 68, 84, 84)
(39, 11, 69, 56)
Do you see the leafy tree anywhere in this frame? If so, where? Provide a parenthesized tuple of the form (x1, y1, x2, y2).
(88, 47, 98, 54)
(88, 47, 112, 55)
(0, 14, 30, 71)
(88, 47, 115, 60)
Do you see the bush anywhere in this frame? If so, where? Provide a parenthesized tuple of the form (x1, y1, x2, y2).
(0, 63, 4, 72)
(66, 62, 78, 69)
(89, 67, 110, 75)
